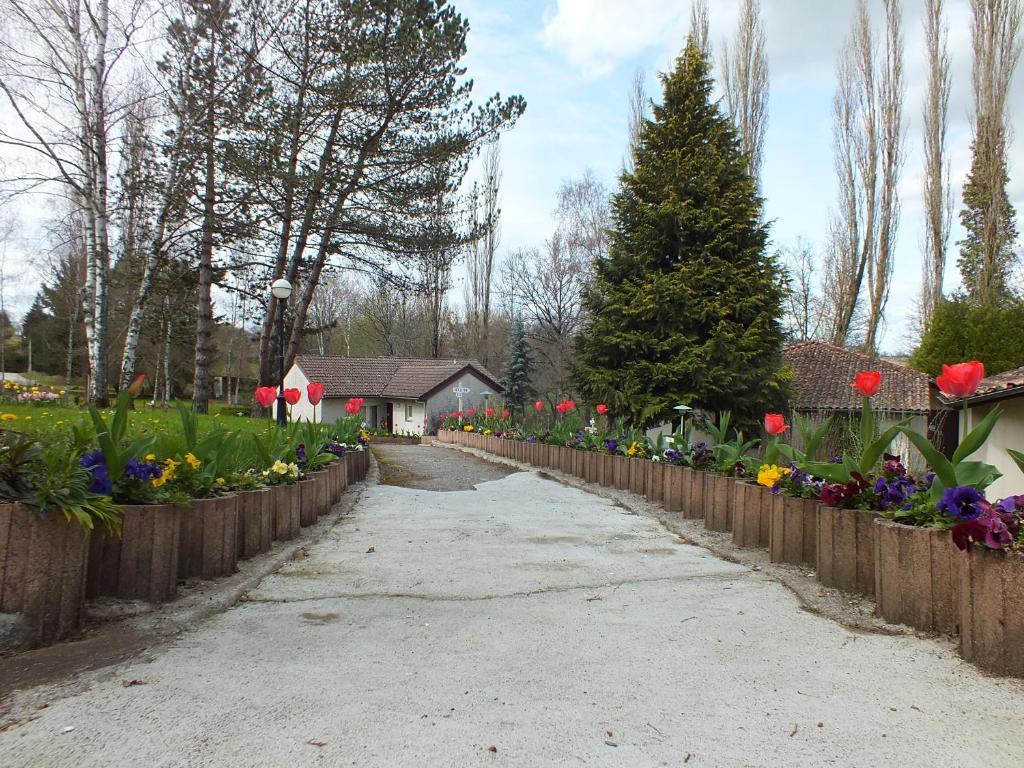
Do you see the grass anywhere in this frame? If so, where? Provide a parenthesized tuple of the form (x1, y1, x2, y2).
(0, 400, 273, 440)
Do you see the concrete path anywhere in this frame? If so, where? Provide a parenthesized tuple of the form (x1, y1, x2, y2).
(2, 444, 1023, 767)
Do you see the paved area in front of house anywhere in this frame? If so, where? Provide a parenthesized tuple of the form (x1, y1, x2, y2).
(1, 444, 1022, 767)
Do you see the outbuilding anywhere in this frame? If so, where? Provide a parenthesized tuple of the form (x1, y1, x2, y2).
(282, 355, 503, 435)
(956, 366, 1024, 500)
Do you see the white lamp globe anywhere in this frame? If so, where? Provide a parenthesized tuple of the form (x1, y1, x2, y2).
(271, 278, 292, 300)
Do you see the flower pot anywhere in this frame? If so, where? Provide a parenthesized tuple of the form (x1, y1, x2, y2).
(769, 495, 818, 567)
(681, 468, 706, 521)
(236, 489, 273, 560)
(816, 506, 879, 598)
(732, 482, 772, 550)
(703, 474, 735, 532)
(959, 547, 1024, 677)
(88, 503, 183, 603)
(873, 519, 960, 633)
(0, 503, 90, 647)
(269, 483, 300, 541)
(179, 494, 239, 580)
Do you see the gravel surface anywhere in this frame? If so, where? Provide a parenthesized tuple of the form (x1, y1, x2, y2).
(1, 446, 1023, 767)
(373, 443, 511, 490)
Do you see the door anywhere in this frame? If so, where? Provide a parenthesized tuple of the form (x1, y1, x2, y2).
(385, 402, 394, 433)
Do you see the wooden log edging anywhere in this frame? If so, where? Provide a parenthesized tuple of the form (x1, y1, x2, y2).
(874, 519, 960, 634)
(816, 506, 879, 598)
(0, 502, 90, 647)
(703, 474, 735, 532)
(88, 503, 183, 604)
(769, 495, 818, 567)
(732, 482, 772, 550)
(959, 548, 1024, 677)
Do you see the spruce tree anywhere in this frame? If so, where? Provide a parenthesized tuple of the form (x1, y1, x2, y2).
(501, 316, 534, 414)
(574, 39, 786, 428)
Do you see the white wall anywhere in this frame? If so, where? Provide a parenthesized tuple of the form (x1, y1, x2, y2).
(390, 400, 426, 436)
(278, 365, 314, 422)
(423, 371, 501, 431)
(966, 398, 1024, 501)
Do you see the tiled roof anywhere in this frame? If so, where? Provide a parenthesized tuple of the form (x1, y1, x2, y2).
(783, 341, 931, 413)
(293, 356, 502, 400)
(971, 366, 1024, 398)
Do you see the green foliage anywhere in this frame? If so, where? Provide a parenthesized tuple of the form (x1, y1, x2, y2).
(802, 397, 907, 484)
(910, 294, 1024, 377)
(88, 392, 156, 482)
(501, 316, 534, 413)
(574, 39, 787, 429)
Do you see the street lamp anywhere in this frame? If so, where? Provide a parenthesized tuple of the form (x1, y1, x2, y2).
(271, 278, 292, 427)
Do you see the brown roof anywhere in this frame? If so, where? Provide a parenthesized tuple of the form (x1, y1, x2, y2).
(783, 341, 931, 413)
(974, 366, 1024, 396)
(293, 356, 502, 400)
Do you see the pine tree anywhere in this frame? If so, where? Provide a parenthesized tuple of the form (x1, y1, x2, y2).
(501, 316, 534, 414)
(574, 39, 786, 429)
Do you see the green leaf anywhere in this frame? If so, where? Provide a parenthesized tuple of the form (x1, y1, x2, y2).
(953, 460, 1002, 490)
(802, 461, 852, 484)
(899, 426, 956, 489)
(951, 405, 1003, 465)
(804, 416, 832, 462)
(859, 421, 908, 477)
(1008, 448, 1024, 475)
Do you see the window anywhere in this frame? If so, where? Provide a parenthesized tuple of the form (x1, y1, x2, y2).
(405, 404, 413, 421)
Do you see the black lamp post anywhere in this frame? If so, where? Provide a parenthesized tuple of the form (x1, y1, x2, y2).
(271, 278, 292, 427)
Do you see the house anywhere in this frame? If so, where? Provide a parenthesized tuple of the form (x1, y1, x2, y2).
(958, 366, 1024, 500)
(783, 341, 937, 471)
(282, 355, 503, 436)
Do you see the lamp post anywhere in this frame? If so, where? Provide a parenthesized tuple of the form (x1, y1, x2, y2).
(271, 278, 292, 427)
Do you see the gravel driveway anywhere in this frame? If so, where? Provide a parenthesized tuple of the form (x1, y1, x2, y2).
(1, 445, 1022, 767)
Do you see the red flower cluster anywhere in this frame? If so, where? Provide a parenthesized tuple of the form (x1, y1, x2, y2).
(467, 409, 476, 416)
(485, 408, 495, 417)
(344, 397, 365, 415)
(533, 400, 545, 411)
(936, 361, 985, 399)
(502, 409, 511, 419)
(555, 399, 576, 415)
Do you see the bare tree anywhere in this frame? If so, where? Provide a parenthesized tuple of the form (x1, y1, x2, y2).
(554, 170, 609, 266)
(465, 141, 501, 366)
(0, 0, 144, 404)
(721, 0, 769, 184)
(690, 0, 710, 54)
(826, 0, 903, 353)
(780, 238, 825, 343)
(921, 0, 952, 328)
(625, 69, 647, 174)
(958, 0, 1024, 300)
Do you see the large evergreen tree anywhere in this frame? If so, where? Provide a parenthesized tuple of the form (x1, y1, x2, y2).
(501, 316, 534, 414)
(574, 39, 786, 428)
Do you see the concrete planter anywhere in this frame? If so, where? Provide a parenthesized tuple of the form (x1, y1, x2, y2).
(732, 482, 772, 550)
(237, 489, 273, 560)
(179, 494, 239, 580)
(0, 503, 90, 647)
(959, 547, 1024, 677)
(816, 506, 879, 598)
(703, 474, 735, 532)
(681, 469, 706, 521)
(874, 519, 960, 634)
(769, 495, 818, 567)
(269, 483, 300, 541)
(87, 503, 183, 603)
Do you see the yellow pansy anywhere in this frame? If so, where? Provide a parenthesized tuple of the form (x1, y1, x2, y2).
(0, 413, 17, 421)
(483, 429, 493, 435)
(151, 475, 166, 488)
(463, 424, 474, 432)
(757, 464, 791, 489)
(215, 477, 225, 487)
(185, 453, 201, 469)
(145, 453, 156, 461)
(271, 460, 288, 475)
(626, 441, 639, 457)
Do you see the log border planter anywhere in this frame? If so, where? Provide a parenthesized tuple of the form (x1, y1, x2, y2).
(874, 519, 961, 634)
(178, 494, 239, 580)
(959, 547, 1024, 677)
(88, 503, 183, 603)
(0, 502, 90, 647)
(680, 468, 706, 521)
(769, 495, 818, 567)
(703, 474, 735, 532)
(269, 483, 300, 542)
(732, 482, 772, 550)
(816, 507, 879, 598)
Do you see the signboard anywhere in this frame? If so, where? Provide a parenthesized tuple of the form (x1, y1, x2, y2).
(452, 386, 471, 395)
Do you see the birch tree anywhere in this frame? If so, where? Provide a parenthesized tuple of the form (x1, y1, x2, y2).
(721, 0, 769, 184)
(920, 0, 952, 328)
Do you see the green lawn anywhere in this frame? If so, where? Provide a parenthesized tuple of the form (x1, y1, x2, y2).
(0, 400, 273, 440)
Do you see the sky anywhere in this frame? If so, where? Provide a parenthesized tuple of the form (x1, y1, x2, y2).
(454, 0, 1024, 353)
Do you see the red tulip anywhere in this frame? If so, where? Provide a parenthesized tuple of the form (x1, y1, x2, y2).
(534, 400, 545, 411)
(254, 386, 278, 408)
(344, 397, 362, 415)
(283, 388, 301, 406)
(307, 382, 325, 406)
(936, 361, 985, 398)
(467, 409, 476, 416)
(851, 371, 882, 398)
(485, 408, 494, 417)
(764, 413, 789, 436)
(502, 409, 510, 419)
(596, 403, 609, 415)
